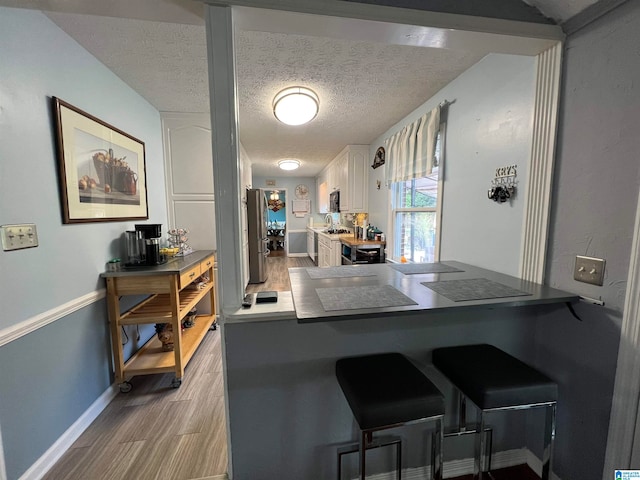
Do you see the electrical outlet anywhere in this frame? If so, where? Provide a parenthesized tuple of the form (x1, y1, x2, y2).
(574, 255, 605, 286)
(1, 224, 39, 251)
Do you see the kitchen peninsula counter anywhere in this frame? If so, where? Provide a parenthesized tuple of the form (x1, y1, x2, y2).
(288, 261, 578, 322)
(223, 261, 581, 479)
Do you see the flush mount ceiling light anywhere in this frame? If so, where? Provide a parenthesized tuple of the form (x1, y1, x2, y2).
(278, 159, 300, 171)
(273, 87, 319, 126)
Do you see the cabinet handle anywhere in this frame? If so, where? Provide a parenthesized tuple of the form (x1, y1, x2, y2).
(189, 272, 196, 279)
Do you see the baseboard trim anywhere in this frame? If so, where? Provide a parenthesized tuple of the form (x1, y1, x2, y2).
(286, 253, 308, 258)
(18, 384, 119, 480)
(0, 289, 105, 347)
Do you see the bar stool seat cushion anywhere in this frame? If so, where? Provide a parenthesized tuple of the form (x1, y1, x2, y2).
(336, 352, 444, 430)
(432, 344, 557, 410)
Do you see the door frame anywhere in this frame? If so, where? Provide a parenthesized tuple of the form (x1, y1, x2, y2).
(261, 187, 289, 257)
(603, 185, 640, 472)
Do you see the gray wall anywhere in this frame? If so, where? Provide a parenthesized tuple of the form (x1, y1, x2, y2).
(0, 8, 167, 479)
(527, 0, 640, 477)
(367, 54, 535, 276)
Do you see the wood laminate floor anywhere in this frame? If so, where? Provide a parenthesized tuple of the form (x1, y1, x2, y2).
(43, 329, 227, 480)
(245, 255, 315, 294)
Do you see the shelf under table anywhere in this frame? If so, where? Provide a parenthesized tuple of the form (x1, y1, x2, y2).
(123, 314, 215, 379)
(119, 284, 213, 325)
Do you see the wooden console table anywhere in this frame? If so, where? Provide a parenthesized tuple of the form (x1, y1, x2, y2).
(101, 250, 216, 392)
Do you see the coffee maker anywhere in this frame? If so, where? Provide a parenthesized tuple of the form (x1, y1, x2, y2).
(133, 224, 165, 266)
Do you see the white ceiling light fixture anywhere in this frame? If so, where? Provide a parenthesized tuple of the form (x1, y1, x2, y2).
(273, 86, 319, 126)
(278, 159, 300, 171)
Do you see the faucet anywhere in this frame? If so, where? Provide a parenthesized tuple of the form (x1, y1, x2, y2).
(325, 213, 333, 229)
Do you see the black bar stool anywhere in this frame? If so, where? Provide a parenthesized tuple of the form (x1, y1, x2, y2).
(432, 344, 557, 480)
(336, 352, 445, 480)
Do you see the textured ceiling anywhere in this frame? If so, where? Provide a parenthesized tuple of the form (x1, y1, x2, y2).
(234, 31, 484, 176)
(7, 0, 602, 176)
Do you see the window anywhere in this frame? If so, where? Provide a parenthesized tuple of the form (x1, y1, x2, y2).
(390, 133, 442, 263)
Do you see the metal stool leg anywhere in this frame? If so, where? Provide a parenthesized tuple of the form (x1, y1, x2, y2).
(459, 393, 467, 431)
(474, 409, 487, 480)
(431, 417, 444, 480)
(360, 431, 368, 480)
(541, 403, 557, 480)
(396, 438, 402, 480)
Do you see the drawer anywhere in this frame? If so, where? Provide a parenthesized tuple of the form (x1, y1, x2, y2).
(200, 255, 214, 272)
(179, 264, 201, 289)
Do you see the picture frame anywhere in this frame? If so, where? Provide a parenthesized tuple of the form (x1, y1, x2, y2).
(52, 97, 149, 223)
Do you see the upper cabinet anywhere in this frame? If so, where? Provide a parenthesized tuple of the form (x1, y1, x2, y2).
(343, 145, 368, 213)
(317, 172, 329, 214)
(317, 145, 368, 213)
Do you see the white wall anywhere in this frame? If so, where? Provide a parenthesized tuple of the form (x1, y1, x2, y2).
(368, 54, 536, 276)
(0, 8, 167, 479)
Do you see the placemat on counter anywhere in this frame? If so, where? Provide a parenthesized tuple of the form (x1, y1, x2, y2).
(390, 262, 464, 275)
(421, 278, 532, 302)
(306, 266, 378, 279)
(316, 285, 418, 311)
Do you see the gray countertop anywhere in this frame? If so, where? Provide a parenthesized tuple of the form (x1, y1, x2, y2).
(288, 261, 579, 323)
(100, 250, 215, 277)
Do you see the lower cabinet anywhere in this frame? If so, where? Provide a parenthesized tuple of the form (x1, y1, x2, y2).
(318, 233, 341, 267)
(307, 228, 316, 263)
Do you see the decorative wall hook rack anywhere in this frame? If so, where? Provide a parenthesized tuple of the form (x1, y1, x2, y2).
(488, 164, 517, 203)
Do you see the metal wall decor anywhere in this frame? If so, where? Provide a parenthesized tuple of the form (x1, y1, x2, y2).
(372, 146, 385, 169)
(488, 164, 517, 203)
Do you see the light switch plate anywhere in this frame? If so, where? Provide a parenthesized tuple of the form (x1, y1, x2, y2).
(574, 255, 605, 286)
(1, 224, 39, 251)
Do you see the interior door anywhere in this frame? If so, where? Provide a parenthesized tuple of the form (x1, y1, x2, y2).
(162, 112, 216, 250)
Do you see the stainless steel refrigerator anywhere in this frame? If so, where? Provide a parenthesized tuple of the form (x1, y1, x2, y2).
(247, 188, 269, 283)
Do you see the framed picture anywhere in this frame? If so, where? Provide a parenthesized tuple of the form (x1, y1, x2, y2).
(52, 97, 149, 223)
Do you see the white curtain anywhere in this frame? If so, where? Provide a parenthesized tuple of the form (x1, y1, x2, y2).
(385, 105, 440, 184)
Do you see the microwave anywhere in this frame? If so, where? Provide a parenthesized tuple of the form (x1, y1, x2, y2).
(329, 190, 340, 212)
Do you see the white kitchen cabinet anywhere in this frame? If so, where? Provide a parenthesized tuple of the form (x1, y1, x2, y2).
(336, 151, 349, 211)
(317, 231, 342, 267)
(346, 145, 369, 213)
(307, 228, 317, 263)
(318, 236, 330, 267)
(317, 145, 369, 214)
(317, 172, 328, 214)
(330, 238, 342, 266)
